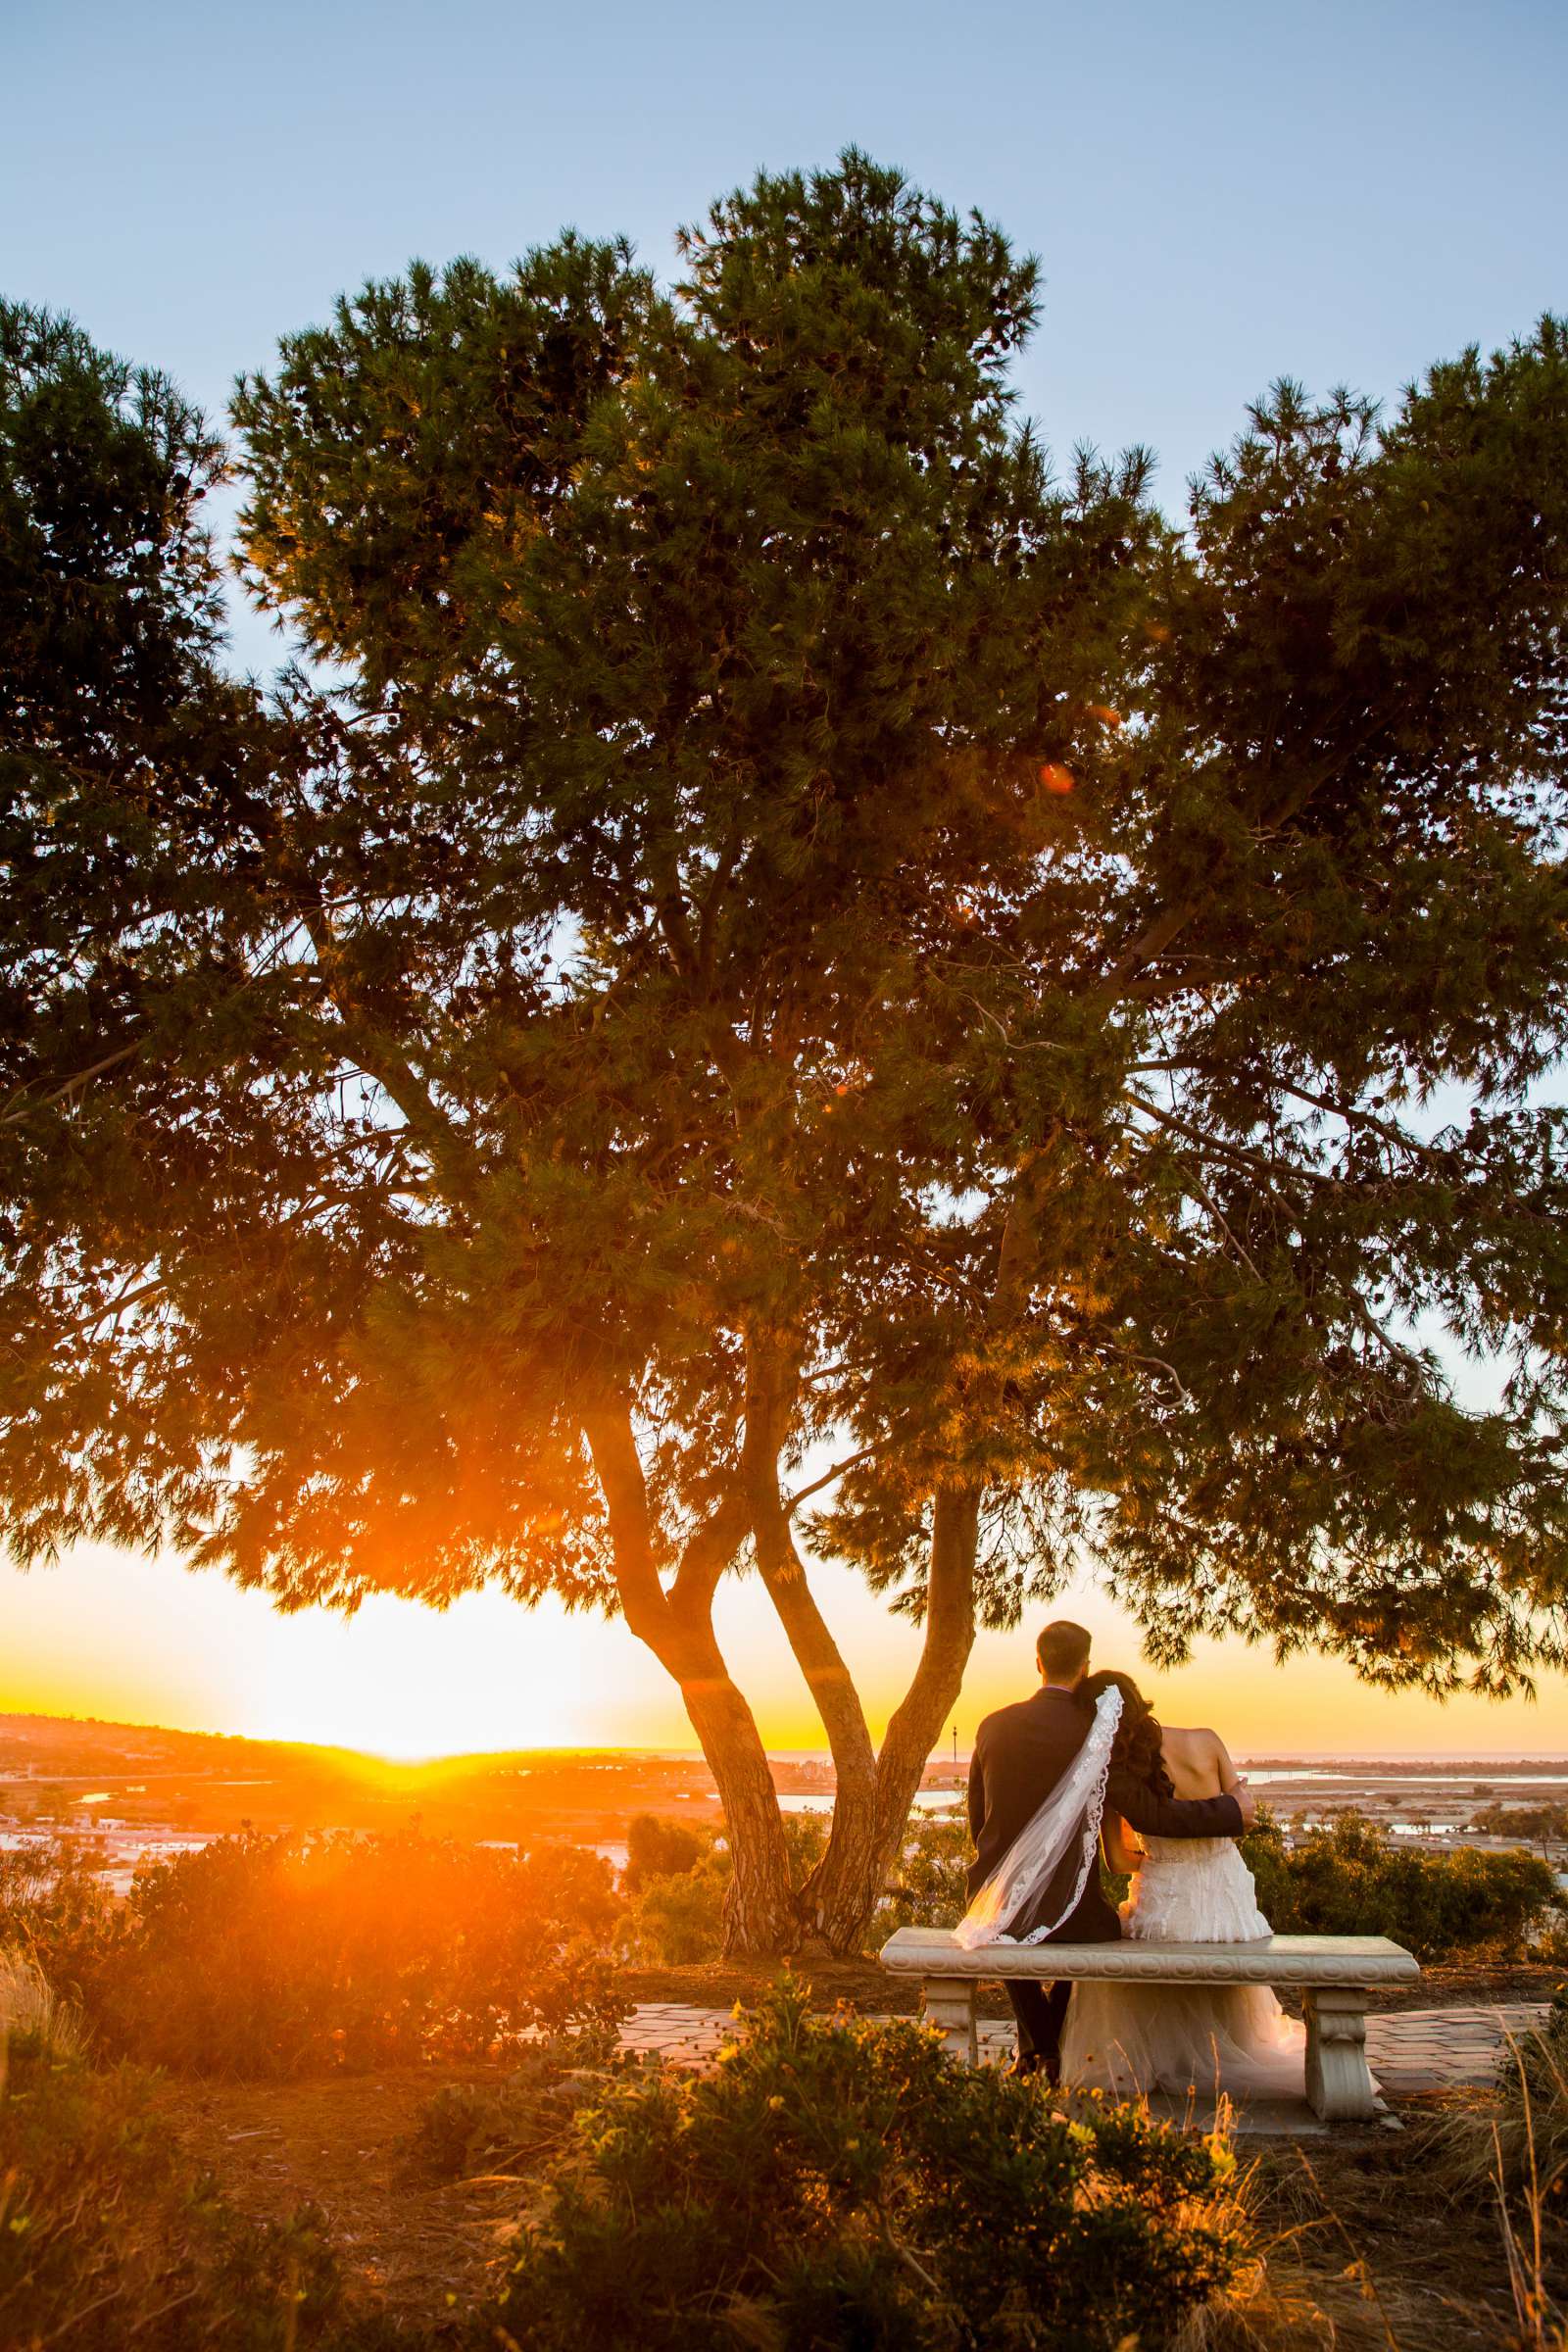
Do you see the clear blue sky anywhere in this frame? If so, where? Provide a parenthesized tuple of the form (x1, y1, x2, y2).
(4, 0, 1567, 1754)
(7, 0, 1566, 646)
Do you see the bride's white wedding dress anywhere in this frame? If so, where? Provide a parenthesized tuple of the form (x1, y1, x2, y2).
(1059, 1835, 1306, 2101)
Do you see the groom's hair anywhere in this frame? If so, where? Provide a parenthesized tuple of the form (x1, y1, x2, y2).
(1036, 1620, 1092, 1681)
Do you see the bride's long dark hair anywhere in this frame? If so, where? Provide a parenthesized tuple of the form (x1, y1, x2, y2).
(1077, 1668, 1174, 1797)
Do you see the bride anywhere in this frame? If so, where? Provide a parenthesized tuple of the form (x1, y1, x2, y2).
(1056, 1669, 1305, 2100)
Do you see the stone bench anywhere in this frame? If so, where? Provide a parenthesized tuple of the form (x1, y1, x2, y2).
(879, 1926, 1421, 2121)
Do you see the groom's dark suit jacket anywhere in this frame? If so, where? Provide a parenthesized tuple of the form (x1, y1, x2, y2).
(966, 1686, 1245, 1942)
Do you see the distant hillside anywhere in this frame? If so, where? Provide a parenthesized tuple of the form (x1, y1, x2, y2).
(0, 1707, 700, 1775)
(0, 1708, 740, 1841)
(1, 1709, 367, 1771)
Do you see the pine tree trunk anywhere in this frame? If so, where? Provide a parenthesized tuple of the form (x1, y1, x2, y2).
(748, 1505, 882, 1952)
(794, 1485, 983, 1955)
(630, 1612, 800, 1956)
(793, 1786, 883, 1953)
(739, 1163, 1034, 1954)
(588, 1387, 980, 1960)
(678, 1669, 798, 1956)
(583, 1396, 799, 1956)
(742, 1328, 881, 1954)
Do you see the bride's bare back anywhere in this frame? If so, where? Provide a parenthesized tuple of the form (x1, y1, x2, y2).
(1157, 1724, 1241, 1803)
(1102, 1721, 1246, 1870)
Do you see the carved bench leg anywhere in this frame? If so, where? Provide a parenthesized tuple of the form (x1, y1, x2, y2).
(923, 1976, 978, 2066)
(1303, 1987, 1375, 2121)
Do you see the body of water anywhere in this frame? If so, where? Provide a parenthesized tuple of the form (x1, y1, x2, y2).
(1246, 1768, 1568, 1787)
(777, 1788, 962, 1817)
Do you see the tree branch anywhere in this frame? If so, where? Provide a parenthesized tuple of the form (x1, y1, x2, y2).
(45, 1276, 168, 1343)
(1179, 1161, 1265, 1283)
(1123, 1086, 1341, 1193)
(1273, 1077, 1453, 1164)
(743, 1329, 878, 1801)
(667, 1487, 750, 1616)
(580, 1396, 674, 1653)
(2, 1042, 143, 1129)
(1094, 899, 1200, 1005)
(1342, 1285, 1432, 1379)
(784, 1441, 890, 1515)
(696, 826, 746, 983)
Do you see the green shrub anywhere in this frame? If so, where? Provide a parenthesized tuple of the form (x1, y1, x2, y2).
(618, 1852, 731, 1964)
(875, 1811, 972, 1933)
(616, 1813, 729, 1962)
(0, 1834, 113, 1938)
(1469, 1800, 1568, 1848)
(0, 1836, 129, 2010)
(779, 1808, 832, 1883)
(618, 1809, 833, 1964)
(486, 1976, 1247, 2351)
(124, 1828, 627, 2074)
(37, 1827, 628, 2077)
(1242, 1809, 1563, 1961)
(623, 1812, 710, 1890)
(414, 2030, 635, 2180)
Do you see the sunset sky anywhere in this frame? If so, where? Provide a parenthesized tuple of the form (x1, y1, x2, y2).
(5, 1540, 1563, 1762)
(5, 0, 1567, 1763)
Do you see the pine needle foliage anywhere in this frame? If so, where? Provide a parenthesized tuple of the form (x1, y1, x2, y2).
(5, 154, 1568, 1946)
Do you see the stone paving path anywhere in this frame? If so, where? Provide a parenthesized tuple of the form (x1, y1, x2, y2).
(1364, 2001, 1546, 2095)
(620, 1999, 1551, 2096)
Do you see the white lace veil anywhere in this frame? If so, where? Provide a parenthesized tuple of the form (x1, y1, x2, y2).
(954, 1686, 1123, 1949)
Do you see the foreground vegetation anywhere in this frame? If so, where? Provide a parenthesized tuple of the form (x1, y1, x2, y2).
(3, 1821, 1565, 2342)
(491, 1978, 1247, 2350)
(1, 1976, 1251, 2351)
(6, 1960, 1564, 2350)
(0, 2037, 391, 2352)
(0, 1830, 628, 2076)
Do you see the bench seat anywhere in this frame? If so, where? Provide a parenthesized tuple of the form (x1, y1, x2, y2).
(879, 1926, 1421, 2122)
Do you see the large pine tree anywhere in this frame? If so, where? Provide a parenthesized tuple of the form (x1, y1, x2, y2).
(5, 157, 1568, 1951)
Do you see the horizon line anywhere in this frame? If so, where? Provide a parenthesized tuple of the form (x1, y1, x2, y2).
(3, 1705, 1566, 1771)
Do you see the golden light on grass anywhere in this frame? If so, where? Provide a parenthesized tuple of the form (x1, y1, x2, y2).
(0, 1951, 85, 2069)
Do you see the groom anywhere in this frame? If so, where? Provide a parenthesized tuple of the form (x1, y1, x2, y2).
(965, 1620, 1255, 2082)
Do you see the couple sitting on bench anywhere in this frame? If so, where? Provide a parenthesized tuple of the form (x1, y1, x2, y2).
(960, 1619, 1307, 2098)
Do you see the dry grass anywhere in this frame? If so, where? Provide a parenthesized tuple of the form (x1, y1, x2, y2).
(1491, 2031, 1568, 2352)
(1404, 2005, 1568, 2345)
(1175, 2211, 1340, 2350)
(1170, 2117, 1395, 2352)
(0, 1946, 84, 2073)
(1221, 2124, 1537, 2350)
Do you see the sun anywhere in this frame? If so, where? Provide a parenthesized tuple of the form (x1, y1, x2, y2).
(234, 1588, 607, 1757)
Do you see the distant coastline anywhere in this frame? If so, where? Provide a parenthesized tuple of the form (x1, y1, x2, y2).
(2, 1707, 1567, 1770)
(5, 1709, 1565, 1887)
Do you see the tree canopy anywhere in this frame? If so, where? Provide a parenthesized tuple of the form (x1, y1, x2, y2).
(5, 153, 1568, 1949)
